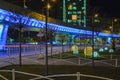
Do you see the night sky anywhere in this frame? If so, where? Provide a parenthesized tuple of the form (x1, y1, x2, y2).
(5, 0, 120, 18)
(90, 0, 120, 18)
(28, 0, 120, 18)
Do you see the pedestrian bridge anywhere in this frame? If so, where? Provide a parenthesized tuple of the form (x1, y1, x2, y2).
(0, 0, 120, 51)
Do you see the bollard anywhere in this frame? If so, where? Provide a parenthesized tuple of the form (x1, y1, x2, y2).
(77, 72, 80, 80)
(78, 57, 80, 65)
(12, 69, 15, 80)
(110, 54, 113, 60)
(115, 59, 118, 67)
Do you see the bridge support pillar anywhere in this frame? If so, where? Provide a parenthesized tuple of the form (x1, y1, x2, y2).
(0, 22, 9, 52)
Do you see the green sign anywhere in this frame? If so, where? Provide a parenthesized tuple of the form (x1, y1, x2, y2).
(73, 50, 79, 54)
(109, 49, 114, 53)
(71, 45, 79, 54)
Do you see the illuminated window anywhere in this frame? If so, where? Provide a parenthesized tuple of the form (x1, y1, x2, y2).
(68, 4, 72, 10)
(72, 15, 77, 20)
(77, 16, 81, 18)
(73, 11, 76, 14)
(73, 7, 77, 10)
(73, 21, 76, 22)
(73, 3, 76, 5)
(77, 20, 81, 22)
(82, 7, 85, 10)
(68, 19, 72, 23)
(68, 11, 72, 14)
(77, 11, 81, 14)
(81, 19, 84, 22)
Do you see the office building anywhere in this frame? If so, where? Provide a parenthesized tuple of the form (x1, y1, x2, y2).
(63, 0, 86, 27)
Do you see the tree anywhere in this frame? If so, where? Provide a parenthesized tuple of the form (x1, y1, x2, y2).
(47, 30, 54, 57)
(55, 33, 69, 57)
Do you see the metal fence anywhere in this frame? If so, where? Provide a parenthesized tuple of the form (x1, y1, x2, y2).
(0, 69, 113, 80)
(0, 69, 53, 80)
(0, 44, 120, 67)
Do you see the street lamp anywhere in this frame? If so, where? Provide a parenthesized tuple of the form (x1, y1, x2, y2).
(111, 18, 117, 32)
(94, 13, 98, 18)
(109, 18, 117, 59)
(23, 0, 28, 9)
(45, 0, 49, 76)
(39, 0, 55, 76)
(19, 25, 23, 66)
(92, 13, 99, 67)
(111, 18, 117, 51)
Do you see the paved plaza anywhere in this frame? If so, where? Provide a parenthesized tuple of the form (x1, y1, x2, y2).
(0, 51, 120, 68)
(0, 45, 120, 68)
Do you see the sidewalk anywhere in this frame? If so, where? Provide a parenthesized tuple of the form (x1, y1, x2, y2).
(0, 49, 120, 68)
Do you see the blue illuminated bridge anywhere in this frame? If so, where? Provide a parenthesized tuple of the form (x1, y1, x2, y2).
(0, 0, 120, 51)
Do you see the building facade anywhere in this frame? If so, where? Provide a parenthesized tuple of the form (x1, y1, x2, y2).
(63, 0, 86, 27)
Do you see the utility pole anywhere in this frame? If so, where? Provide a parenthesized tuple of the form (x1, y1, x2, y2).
(92, 24, 95, 67)
(45, 0, 49, 76)
(23, 0, 27, 8)
(19, 25, 23, 66)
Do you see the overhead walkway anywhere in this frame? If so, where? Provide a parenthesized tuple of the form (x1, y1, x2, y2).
(0, 0, 120, 51)
(0, 0, 120, 37)
(0, 7, 120, 37)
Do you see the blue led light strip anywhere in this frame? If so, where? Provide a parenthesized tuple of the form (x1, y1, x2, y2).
(0, 8, 120, 37)
(0, 23, 8, 51)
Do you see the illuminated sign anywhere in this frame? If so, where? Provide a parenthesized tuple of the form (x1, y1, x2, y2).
(109, 49, 114, 53)
(84, 46, 92, 57)
(93, 51, 99, 57)
(72, 14, 77, 20)
(71, 45, 79, 54)
(84, 46, 99, 57)
(99, 48, 104, 52)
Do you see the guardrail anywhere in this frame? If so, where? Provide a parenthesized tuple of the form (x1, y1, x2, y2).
(0, 74, 8, 80)
(46, 72, 113, 80)
(0, 69, 113, 80)
(0, 69, 54, 80)
(5, 44, 71, 55)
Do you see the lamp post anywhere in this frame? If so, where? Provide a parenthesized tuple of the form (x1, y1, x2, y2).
(92, 22, 95, 67)
(41, 0, 55, 76)
(111, 18, 117, 34)
(91, 13, 99, 67)
(23, 0, 28, 9)
(111, 18, 117, 52)
(45, 0, 49, 76)
(18, 24, 23, 66)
